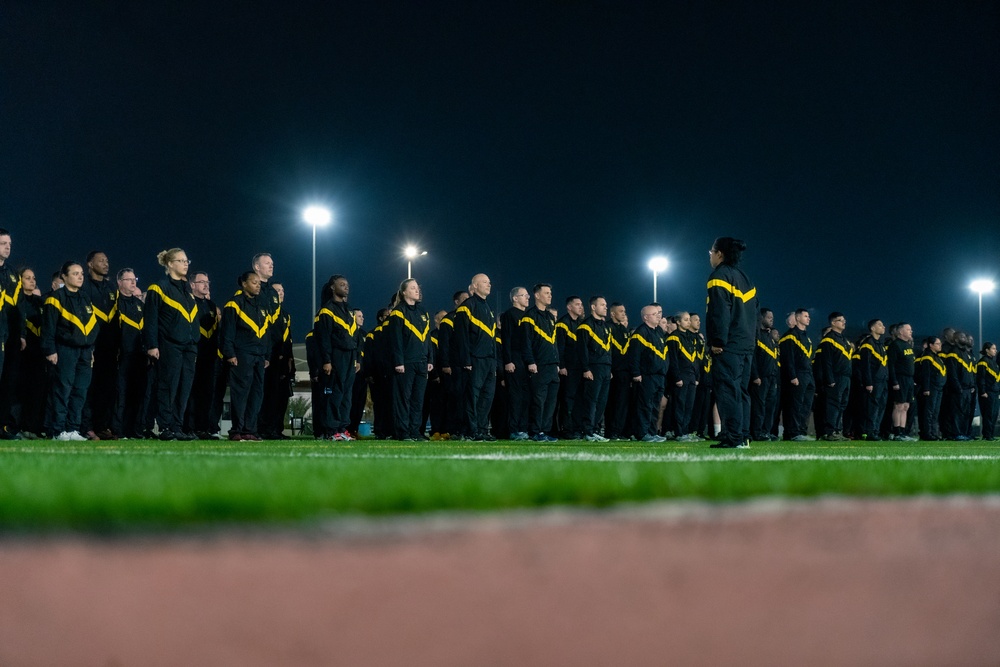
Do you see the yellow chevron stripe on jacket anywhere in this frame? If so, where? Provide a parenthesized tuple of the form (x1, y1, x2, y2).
(4, 279, 22, 306)
(978, 360, 1000, 383)
(611, 336, 629, 355)
(224, 301, 270, 339)
(520, 316, 556, 344)
(391, 310, 430, 342)
(555, 321, 577, 340)
(706, 279, 757, 303)
(819, 337, 852, 360)
(780, 334, 812, 359)
(666, 334, 697, 363)
(629, 333, 667, 360)
(456, 305, 495, 338)
(148, 284, 197, 322)
(916, 355, 946, 376)
(199, 319, 217, 339)
(859, 343, 887, 366)
(92, 301, 118, 323)
(317, 308, 357, 336)
(121, 313, 143, 331)
(26, 320, 41, 337)
(577, 323, 611, 351)
(756, 339, 777, 359)
(940, 352, 975, 374)
(45, 295, 97, 337)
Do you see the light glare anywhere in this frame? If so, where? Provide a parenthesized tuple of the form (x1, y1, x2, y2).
(970, 279, 996, 295)
(302, 205, 332, 227)
(648, 256, 669, 273)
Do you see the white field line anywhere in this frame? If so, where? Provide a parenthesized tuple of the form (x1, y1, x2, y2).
(3, 448, 1000, 463)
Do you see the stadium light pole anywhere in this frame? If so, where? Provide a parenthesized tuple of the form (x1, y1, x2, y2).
(303, 205, 332, 317)
(648, 256, 669, 302)
(404, 245, 427, 279)
(970, 278, 995, 347)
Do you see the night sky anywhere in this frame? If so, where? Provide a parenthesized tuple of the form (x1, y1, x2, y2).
(3, 2, 998, 341)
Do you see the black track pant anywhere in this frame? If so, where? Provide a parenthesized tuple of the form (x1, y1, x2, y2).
(714, 350, 752, 446)
(17, 351, 49, 435)
(465, 357, 496, 438)
(46, 344, 93, 435)
(349, 371, 368, 433)
(979, 392, 999, 439)
(862, 382, 888, 437)
(604, 370, 632, 439)
(782, 376, 814, 439)
(557, 370, 584, 436)
(228, 351, 265, 435)
(323, 350, 356, 435)
(917, 390, 942, 440)
(580, 365, 611, 436)
(671, 380, 697, 435)
(505, 364, 530, 435)
(393, 362, 427, 439)
(749, 375, 777, 440)
(81, 336, 118, 434)
(823, 377, 851, 435)
(155, 342, 197, 435)
(186, 352, 220, 435)
(633, 373, 665, 439)
(528, 364, 559, 436)
(113, 349, 149, 438)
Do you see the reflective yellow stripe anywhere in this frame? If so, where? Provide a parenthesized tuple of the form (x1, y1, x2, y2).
(555, 321, 577, 341)
(26, 320, 41, 337)
(819, 337, 852, 360)
(611, 336, 629, 355)
(779, 334, 812, 359)
(859, 343, 887, 366)
(148, 284, 197, 322)
(199, 320, 217, 339)
(92, 301, 118, 323)
(519, 316, 556, 344)
(756, 339, 777, 359)
(390, 310, 430, 342)
(456, 305, 495, 338)
(3, 279, 21, 306)
(629, 333, 667, 360)
(121, 313, 143, 331)
(666, 334, 697, 363)
(224, 301, 270, 339)
(978, 360, 1000, 383)
(316, 307, 357, 336)
(707, 279, 757, 303)
(45, 295, 97, 337)
(577, 323, 611, 352)
(283, 324, 290, 342)
(915, 355, 946, 376)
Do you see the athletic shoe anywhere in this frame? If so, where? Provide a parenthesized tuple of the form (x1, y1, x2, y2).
(481, 434, 497, 442)
(791, 435, 813, 442)
(662, 431, 676, 440)
(66, 431, 88, 441)
(584, 433, 608, 442)
(709, 441, 737, 448)
(676, 434, 698, 443)
(736, 439, 751, 449)
(158, 431, 177, 441)
(340, 431, 355, 441)
(956, 435, 972, 441)
(641, 434, 661, 443)
(228, 433, 244, 441)
(243, 434, 263, 442)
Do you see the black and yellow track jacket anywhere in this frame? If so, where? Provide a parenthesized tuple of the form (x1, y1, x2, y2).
(81, 275, 119, 343)
(21, 292, 44, 355)
(976, 355, 1000, 395)
(220, 291, 270, 358)
(667, 328, 700, 384)
(41, 287, 98, 355)
(556, 313, 581, 370)
(520, 305, 558, 367)
(819, 329, 853, 382)
(705, 263, 758, 353)
(117, 293, 145, 354)
(577, 315, 611, 373)
(915, 348, 946, 393)
(779, 327, 814, 382)
(0, 262, 22, 342)
(628, 323, 668, 378)
(315, 299, 358, 366)
(500, 306, 527, 368)
(144, 277, 199, 349)
(389, 301, 431, 366)
(194, 296, 219, 358)
(609, 321, 631, 373)
(943, 346, 976, 391)
(750, 328, 779, 382)
(454, 293, 496, 366)
(887, 338, 915, 388)
(857, 334, 888, 386)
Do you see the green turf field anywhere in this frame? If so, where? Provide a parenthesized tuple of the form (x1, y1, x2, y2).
(1, 439, 998, 532)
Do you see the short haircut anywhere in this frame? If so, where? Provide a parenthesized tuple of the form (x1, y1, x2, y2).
(688, 312, 699, 318)
(117, 268, 137, 281)
(86, 250, 105, 263)
(452, 290, 469, 302)
(760, 307, 773, 317)
(828, 312, 844, 323)
(251, 252, 271, 269)
(0, 228, 10, 237)
(238, 270, 257, 287)
(589, 295, 605, 307)
(532, 283, 551, 295)
(189, 270, 208, 282)
(609, 301, 623, 309)
(510, 286, 527, 302)
(795, 308, 809, 316)
(868, 319, 882, 331)
(565, 295, 582, 306)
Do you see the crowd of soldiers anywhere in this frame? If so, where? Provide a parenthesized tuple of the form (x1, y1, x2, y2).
(2, 225, 998, 444)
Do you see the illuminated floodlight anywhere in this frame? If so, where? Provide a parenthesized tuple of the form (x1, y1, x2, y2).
(404, 245, 428, 278)
(970, 279, 996, 295)
(648, 256, 669, 273)
(302, 205, 332, 227)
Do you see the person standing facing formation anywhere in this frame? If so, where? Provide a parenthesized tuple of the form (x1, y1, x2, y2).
(389, 279, 432, 441)
(220, 271, 270, 441)
(705, 237, 757, 449)
(41, 262, 98, 441)
(454, 273, 497, 441)
(143, 248, 200, 441)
